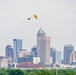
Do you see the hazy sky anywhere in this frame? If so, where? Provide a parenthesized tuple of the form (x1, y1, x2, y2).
(0, 0, 76, 56)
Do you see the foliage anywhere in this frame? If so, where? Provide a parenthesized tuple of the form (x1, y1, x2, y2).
(0, 68, 75, 75)
(8, 69, 24, 75)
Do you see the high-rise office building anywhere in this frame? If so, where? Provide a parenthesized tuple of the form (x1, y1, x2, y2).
(37, 28, 46, 57)
(64, 44, 74, 65)
(5, 44, 14, 61)
(13, 39, 22, 62)
(50, 47, 56, 63)
(50, 47, 61, 64)
(37, 28, 50, 64)
(31, 46, 37, 57)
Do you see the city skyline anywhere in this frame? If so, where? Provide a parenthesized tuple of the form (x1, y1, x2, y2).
(0, 0, 76, 56)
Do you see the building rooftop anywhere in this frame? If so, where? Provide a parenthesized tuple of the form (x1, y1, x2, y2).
(38, 28, 45, 33)
(64, 44, 73, 47)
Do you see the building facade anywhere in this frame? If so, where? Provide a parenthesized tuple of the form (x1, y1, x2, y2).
(33, 57, 40, 64)
(50, 47, 61, 64)
(50, 47, 56, 63)
(16, 62, 44, 68)
(64, 44, 74, 65)
(18, 57, 33, 63)
(0, 58, 8, 68)
(18, 49, 31, 57)
(31, 46, 37, 57)
(56, 51, 61, 64)
(70, 51, 76, 65)
(37, 28, 50, 64)
(5, 45, 14, 61)
(18, 55, 40, 64)
(13, 39, 22, 63)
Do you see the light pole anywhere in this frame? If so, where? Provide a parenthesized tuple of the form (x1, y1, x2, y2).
(56, 68, 58, 74)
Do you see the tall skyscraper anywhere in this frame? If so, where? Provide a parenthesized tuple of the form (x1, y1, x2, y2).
(64, 44, 74, 65)
(5, 44, 14, 61)
(13, 39, 22, 62)
(37, 28, 50, 64)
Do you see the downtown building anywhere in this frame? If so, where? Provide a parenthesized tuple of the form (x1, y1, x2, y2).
(5, 44, 14, 61)
(13, 39, 22, 63)
(50, 47, 56, 63)
(37, 28, 50, 64)
(70, 51, 76, 65)
(31, 46, 37, 57)
(50, 47, 61, 64)
(18, 49, 40, 64)
(56, 50, 61, 64)
(64, 44, 74, 65)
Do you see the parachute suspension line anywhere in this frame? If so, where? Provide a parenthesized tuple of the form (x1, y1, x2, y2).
(40, 25, 42, 29)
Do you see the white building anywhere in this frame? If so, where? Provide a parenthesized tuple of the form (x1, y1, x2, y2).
(18, 49, 31, 57)
(33, 57, 40, 64)
(0, 58, 8, 68)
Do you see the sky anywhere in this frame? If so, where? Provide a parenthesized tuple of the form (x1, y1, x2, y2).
(0, 0, 76, 56)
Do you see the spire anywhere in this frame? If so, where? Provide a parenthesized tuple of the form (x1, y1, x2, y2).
(38, 28, 44, 33)
(37, 28, 46, 37)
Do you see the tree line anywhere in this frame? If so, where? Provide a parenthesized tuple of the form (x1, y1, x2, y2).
(0, 68, 76, 75)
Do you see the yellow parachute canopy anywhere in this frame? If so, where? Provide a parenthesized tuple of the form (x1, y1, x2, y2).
(33, 14, 37, 19)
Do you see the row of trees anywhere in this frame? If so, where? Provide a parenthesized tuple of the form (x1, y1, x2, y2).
(0, 68, 76, 75)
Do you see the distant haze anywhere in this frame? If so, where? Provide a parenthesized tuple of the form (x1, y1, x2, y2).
(0, 0, 76, 56)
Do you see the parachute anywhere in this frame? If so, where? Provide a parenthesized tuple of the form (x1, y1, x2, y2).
(33, 14, 37, 19)
(27, 14, 37, 20)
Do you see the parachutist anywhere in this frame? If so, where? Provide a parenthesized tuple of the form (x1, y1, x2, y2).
(28, 18, 31, 20)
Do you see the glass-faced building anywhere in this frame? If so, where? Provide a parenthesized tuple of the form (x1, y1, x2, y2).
(13, 39, 22, 63)
(5, 44, 14, 61)
(31, 46, 37, 57)
(50, 47, 56, 63)
(18, 54, 33, 63)
(64, 44, 74, 64)
(50, 47, 61, 64)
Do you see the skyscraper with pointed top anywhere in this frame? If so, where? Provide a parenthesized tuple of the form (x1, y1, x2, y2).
(37, 28, 50, 64)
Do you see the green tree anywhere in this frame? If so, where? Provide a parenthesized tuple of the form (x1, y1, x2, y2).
(9, 69, 24, 75)
(37, 69, 50, 75)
